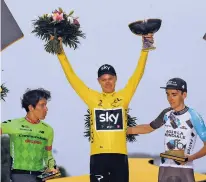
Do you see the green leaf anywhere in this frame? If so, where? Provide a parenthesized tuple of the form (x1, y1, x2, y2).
(68, 10, 74, 16)
(59, 7, 63, 13)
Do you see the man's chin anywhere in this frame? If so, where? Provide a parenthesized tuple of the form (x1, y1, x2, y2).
(103, 88, 115, 93)
(40, 116, 46, 120)
(170, 105, 178, 110)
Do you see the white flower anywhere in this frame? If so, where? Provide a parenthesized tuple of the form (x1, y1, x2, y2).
(67, 16, 74, 24)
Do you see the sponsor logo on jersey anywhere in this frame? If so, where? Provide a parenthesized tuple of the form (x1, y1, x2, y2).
(165, 124, 172, 128)
(168, 114, 181, 129)
(187, 138, 194, 154)
(94, 108, 123, 131)
(180, 126, 187, 130)
(20, 125, 32, 131)
(165, 130, 186, 140)
(20, 128, 32, 131)
(19, 134, 47, 141)
(21, 125, 30, 128)
(167, 139, 186, 150)
(111, 98, 122, 107)
(25, 139, 42, 144)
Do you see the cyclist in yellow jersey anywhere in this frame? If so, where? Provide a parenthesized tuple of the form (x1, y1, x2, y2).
(56, 34, 154, 182)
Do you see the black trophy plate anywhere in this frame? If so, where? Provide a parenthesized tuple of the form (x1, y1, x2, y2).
(129, 19, 162, 35)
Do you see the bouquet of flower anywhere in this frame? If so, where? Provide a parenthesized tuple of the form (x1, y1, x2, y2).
(32, 8, 85, 54)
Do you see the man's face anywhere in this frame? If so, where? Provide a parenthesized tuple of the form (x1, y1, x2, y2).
(29, 99, 48, 120)
(98, 74, 117, 93)
(166, 89, 187, 110)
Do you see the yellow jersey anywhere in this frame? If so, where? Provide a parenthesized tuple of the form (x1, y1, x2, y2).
(57, 50, 149, 155)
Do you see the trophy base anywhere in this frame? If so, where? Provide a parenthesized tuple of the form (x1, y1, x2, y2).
(142, 46, 156, 51)
(160, 153, 188, 162)
(37, 171, 61, 181)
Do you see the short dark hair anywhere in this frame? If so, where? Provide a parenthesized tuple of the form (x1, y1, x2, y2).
(21, 88, 51, 112)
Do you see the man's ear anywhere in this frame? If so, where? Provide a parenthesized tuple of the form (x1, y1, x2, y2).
(28, 105, 34, 112)
(97, 77, 101, 84)
(183, 92, 187, 99)
(114, 76, 117, 82)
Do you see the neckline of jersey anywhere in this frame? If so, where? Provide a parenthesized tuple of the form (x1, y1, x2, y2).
(102, 91, 116, 97)
(24, 117, 41, 124)
(173, 106, 189, 115)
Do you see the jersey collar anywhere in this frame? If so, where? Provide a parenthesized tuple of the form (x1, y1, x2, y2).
(102, 91, 116, 97)
(25, 117, 40, 124)
(173, 106, 189, 115)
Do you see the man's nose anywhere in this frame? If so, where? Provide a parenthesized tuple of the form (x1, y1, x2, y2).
(169, 97, 173, 102)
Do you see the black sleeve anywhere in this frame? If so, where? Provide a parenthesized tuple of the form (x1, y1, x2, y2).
(150, 107, 172, 129)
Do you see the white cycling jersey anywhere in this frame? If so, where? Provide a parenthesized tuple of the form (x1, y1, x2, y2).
(150, 106, 206, 169)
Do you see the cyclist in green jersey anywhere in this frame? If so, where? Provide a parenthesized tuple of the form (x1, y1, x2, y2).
(0, 88, 58, 182)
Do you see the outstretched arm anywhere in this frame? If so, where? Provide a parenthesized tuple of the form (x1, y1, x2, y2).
(122, 35, 153, 103)
(56, 38, 97, 105)
(127, 124, 154, 134)
(127, 108, 171, 134)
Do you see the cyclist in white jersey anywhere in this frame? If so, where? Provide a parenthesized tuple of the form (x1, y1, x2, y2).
(127, 78, 206, 182)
